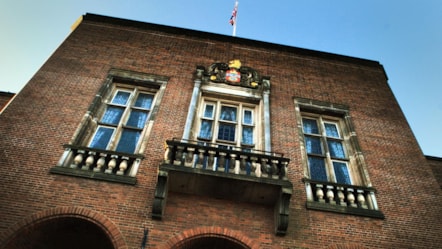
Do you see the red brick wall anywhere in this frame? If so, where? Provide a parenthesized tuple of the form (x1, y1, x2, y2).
(427, 156, 442, 189)
(0, 92, 14, 112)
(0, 14, 440, 249)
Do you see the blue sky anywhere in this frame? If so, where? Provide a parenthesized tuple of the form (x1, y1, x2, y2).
(1, 0, 441, 157)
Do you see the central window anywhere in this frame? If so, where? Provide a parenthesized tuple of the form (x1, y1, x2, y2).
(89, 87, 156, 154)
(197, 99, 256, 148)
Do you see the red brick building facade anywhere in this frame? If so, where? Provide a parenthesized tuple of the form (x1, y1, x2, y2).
(427, 156, 442, 189)
(0, 91, 15, 113)
(0, 14, 440, 249)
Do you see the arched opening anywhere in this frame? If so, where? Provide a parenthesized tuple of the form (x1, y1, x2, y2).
(4, 217, 114, 249)
(172, 235, 250, 249)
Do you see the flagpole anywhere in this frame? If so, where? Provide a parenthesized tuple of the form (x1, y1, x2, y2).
(233, 21, 237, 37)
(232, 1, 238, 36)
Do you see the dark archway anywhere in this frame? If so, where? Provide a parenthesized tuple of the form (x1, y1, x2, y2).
(4, 217, 114, 249)
(172, 235, 250, 249)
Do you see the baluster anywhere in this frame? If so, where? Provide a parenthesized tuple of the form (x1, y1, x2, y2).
(196, 149, 205, 168)
(230, 154, 240, 174)
(337, 187, 346, 206)
(218, 152, 227, 172)
(315, 184, 325, 203)
(229, 154, 237, 173)
(94, 153, 107, 172)
(117, 156, 129, 175)
(174, 146, 185, 165)
(270, 160, 278, 179)
(208, 150, 216, 170)
(71, 150, 85, 168)
(260, 158, 268, 177)
(234, 161, 240, 174)
(251, 156, 260, 177)
(185, 147, 195, 167)
(347, 188, 357, 207)
(326, 185, 336, 205)
(240, 155, 248, 175)
(105, 155, 118, 174)
(82, 151, 96, 170)
(279, 160, 288, 179)
(357, 189, 368, 209)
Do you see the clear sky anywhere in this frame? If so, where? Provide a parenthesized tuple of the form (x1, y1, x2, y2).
(1, 0, 441, 157)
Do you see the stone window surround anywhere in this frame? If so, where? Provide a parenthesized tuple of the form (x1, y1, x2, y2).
(294, 97, 384, 218)
(50, 69, 168, 184)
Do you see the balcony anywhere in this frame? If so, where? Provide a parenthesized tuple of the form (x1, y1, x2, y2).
(152, 138, 293, 235)
(303, 178, 384, 219)
(50, 144, 143, 185)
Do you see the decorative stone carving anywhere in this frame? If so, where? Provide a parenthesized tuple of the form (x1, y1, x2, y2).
(152, 170, 168, 220)
(275, 187, 292, 236)
(200, 60, 269, 90)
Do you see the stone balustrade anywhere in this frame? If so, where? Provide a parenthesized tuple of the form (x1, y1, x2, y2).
(164, 138, 290, 179)
(55, 145, 144, 178)
(303, 178, 384, 218)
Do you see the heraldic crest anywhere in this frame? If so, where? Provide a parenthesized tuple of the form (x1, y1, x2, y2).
(201, 59, 268, 90)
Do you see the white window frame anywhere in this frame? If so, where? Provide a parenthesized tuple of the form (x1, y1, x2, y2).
(88, 85, 158, 154)
(302, 114, 354, 185)
(241, 107, 255, 146)
(196, 98, 258, 149)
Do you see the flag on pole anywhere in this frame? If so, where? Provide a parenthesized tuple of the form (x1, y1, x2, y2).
(229, 1, 238, 36)
(229, 1, 238, 26)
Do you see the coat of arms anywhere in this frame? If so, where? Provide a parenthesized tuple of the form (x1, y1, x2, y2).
(226, 68, 241, 83)
(207, 59, 262, 88)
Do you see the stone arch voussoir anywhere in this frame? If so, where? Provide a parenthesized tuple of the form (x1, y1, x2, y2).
(0, 206, 128, 249)
(158, 226, 272, 249)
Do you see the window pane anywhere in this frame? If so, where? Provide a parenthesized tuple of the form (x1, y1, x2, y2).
(220, 106, 237, 122)
(328, 140, 346, 158)
(302, 118, 319, 134)
(308, 157, 328, 182)
(243, 110, 253, 125)
(333, 161, 351, 184)
(112, 91, 131, 105)
(126, 110, 148, 128)
(203, 104, 214, 118)
(242, 126, 254, 145)
(305, 136, 322, 154)
(134, 93, 153, 109)
(116, 129, 141, 154)
(325, 123, 340, 138)
(199, 120, 213, 139)
(218, 123, 236, 141)
(101, 106, 124, 125)
(89, 127, 114, 150)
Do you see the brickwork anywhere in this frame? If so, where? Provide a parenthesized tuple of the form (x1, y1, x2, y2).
(427, 156, 442, 188)
(0, 14, 441, 249)
(157, 222, 263, 249)
(0, 91, 14, 112)
(0, 206, 128, 249)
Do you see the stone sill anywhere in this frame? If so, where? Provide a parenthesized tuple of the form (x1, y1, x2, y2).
(306, 201, 385, 219)
(50, 166, 137, 185)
